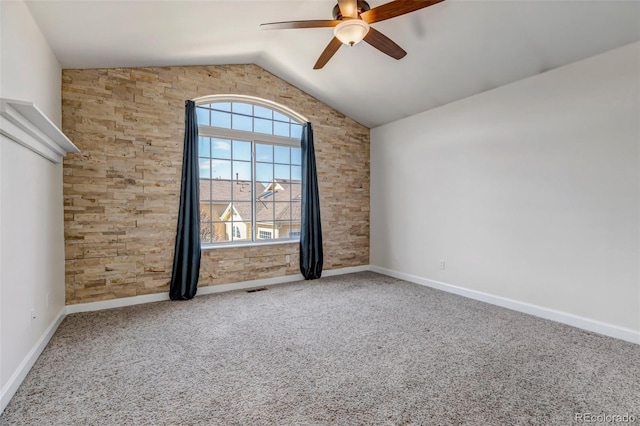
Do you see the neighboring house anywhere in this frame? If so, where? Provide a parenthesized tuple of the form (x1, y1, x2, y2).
(199, 178, 301, 243)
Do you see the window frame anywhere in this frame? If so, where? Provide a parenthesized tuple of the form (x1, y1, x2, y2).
(195, 95, 306, 250)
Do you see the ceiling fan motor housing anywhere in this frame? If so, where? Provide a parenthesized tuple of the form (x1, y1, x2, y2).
(332, 1, 371, 20)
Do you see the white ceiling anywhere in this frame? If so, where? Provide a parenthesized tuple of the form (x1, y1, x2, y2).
(26, 0, 640, 128)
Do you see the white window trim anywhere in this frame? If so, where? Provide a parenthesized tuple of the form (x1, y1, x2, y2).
(202, 238, 298, 250)
(199, 125, 300, 148)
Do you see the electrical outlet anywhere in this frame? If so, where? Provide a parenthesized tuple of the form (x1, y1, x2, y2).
(285, 255, 290, 264)
(439, 260, 446, 270)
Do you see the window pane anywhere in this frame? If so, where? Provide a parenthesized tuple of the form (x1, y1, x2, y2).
(291, 148, 301, 165)
(211, 159, 231, 180)
(198, 137, 210, 158)
(273, 185, 292, 202)
(232, 160, 251, 182)
(256, 144, 273, 162)
(196, 107, 210, 126)
(211, 110, 231, 129)
(258, 230, 273, 240)
(275, 164, 290, 180)
(273, 121, 289, 137)
(287, 227, 301, 239)
(210, 203, 227, 221)
(231, 222, 251, 241)
(256, 162, 273, 183)
(232, 103, 252, 115)
(212, 138, 231, 159)
(200, 222, 213, 244)
(200, 179, 212, 201)
(256, 181, 271, 198)
(256, 198, 275, 223)
(290, 201, 301, 221)
(274, 111, 290, 123)
(212, 221, 231, 242)
(233, 180, 253, 202)
(274, 204, 292, 221)
(291, 123, 302, 139)
(274, 145, 290, 164)
(289, 183, 302, 203)
(231, 202, 252, 223)
(257, 224, 275, 240)
(211, 179, 232, 202)
(199, 158, 211, 179)
(212, 102, 231, 112)
(254, 118, 272, 135)
(232, 114, 252, 131)
(274, 220, 293, 239)
(254, 106, 272, 119)
(232, 140, 251, 161)
(291, 165, 301, 181)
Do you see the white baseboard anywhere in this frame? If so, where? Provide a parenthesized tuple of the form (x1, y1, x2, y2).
(65, 291, 170, 314)
(65, 265, 371, 315)
(0, 307, 66, 413)
(370, 265, 640, 345)
(322, 265, 370, 276)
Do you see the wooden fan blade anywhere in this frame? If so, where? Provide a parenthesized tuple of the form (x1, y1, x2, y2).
(363, 28, 407, 60)
(360, 0, 445, 24)
(338, 0, 358, 19)
(260, 20, 340, 30)
(314, 37, 343, 69)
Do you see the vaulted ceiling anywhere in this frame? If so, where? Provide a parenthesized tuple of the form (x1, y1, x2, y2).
(26, 0, 640, 128)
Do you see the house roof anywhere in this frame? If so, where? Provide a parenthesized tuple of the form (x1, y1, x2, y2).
(25, 1, 640, 128)
(200, 178, 301, 223)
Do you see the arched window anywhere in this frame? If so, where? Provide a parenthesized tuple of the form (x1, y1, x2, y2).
(195, 95, 307, 247)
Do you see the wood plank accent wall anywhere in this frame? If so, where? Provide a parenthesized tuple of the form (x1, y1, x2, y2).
(61, 64, 369, 304)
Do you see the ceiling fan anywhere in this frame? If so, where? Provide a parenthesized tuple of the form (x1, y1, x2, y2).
(260, 0, 444, 69)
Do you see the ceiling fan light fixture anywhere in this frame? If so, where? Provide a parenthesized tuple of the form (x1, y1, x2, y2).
(333, 19, 370, 46)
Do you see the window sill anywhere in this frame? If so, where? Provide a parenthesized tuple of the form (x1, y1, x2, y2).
(201, 239, 299, 251)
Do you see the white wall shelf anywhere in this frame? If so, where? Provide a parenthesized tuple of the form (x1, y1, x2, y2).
(0, 98, 79, 163)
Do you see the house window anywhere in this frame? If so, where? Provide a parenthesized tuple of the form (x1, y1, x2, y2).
(258, 229, 273, 240)
(197, 96, 305, 247)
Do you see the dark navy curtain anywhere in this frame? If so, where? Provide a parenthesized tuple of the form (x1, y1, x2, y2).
(170, 100, 201, 300)
(299, 122, 323, 279)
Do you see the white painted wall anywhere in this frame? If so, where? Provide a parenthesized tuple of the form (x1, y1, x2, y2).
(0, 0, 64, 408)
(0, 0, 62, 126)
(371, 42, 640, 335)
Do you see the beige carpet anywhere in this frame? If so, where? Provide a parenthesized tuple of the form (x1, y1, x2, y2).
(1, 272, 638, 425)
